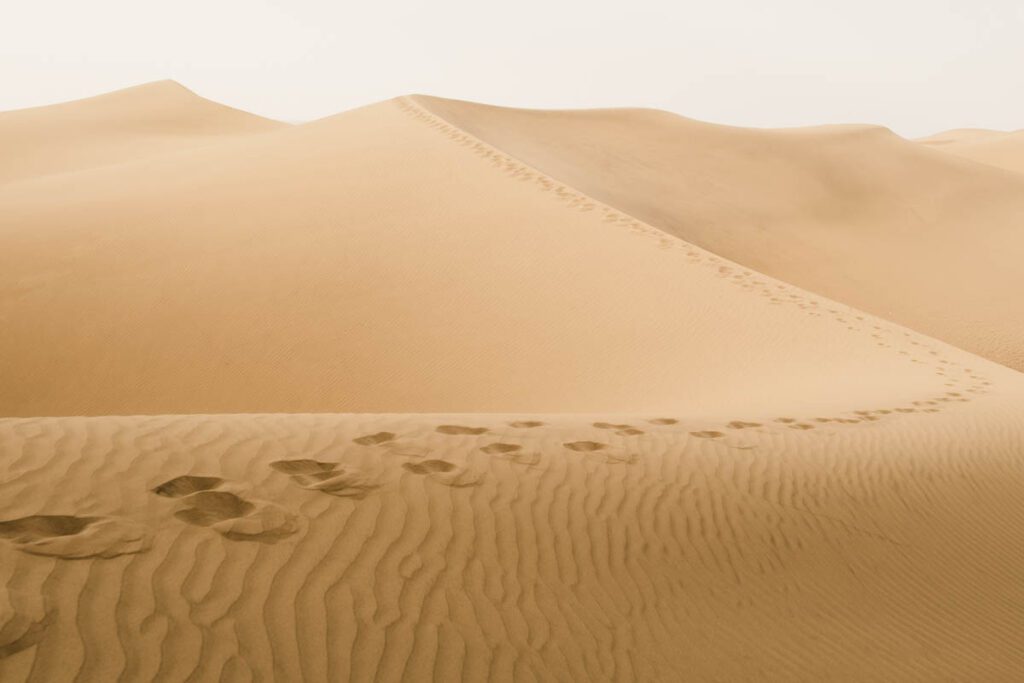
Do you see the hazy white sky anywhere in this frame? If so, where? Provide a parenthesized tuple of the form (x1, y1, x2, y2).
(2, 0, 1022, 136)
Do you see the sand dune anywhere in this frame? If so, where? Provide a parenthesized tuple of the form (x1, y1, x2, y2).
(2, 84, 1024, 680)
(2, 407, 1024, 681)
(0, 81, 284, 184)
(413, 96, 1024, 372)
(0, 94, 1015, 416)
(918, 127, 1024, 174)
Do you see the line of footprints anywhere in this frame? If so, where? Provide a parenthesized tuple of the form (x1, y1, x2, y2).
(0, 401, 975, 560)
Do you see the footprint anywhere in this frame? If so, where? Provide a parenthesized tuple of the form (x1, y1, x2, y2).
(0, 608, 54, 660)
(174, 492, 253, 526)
(480, 443, 541, 467)
(480, 443, 522, 455)
(292, 471, 381, 499)
(351, 433, 430, 458)
(592, 422, 633, 430)
(563, 441, 606, 452)
(151, 475, 224, 497)
(403, 460, 456, 474)
(435, 425, 489, 435)
(615, 428, 645, 436)
(647, 418, 678, 425)
(690, 431, 725, 439)
(271, 459, 380, 499)
(508, 420, 545, 428)
(0, 515, 150, 559)
(726, 421, 762, 429)
(403, 460, 481, 487)
(352, 432, 396, 446)
(173, 491, 298, 543)
(269, 460, 337, 475)
(788, 423, 815, 430)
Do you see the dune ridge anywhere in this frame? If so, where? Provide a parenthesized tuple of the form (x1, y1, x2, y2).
(2, 84, 1024, 681)
(918, 128, 1024, 174)
(0, 81, 285, 184)
(0, 93, 1017, 416)
(411, 95, 1024, 371)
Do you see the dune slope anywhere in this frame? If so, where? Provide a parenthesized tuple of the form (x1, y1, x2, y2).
(2, 406, 1024, 681)
(2, 85, 1024, 681)
(413, 96, 1024, 372)
(918, 128, 1024, 174)
(0, 81, 284, 184)
(0, 95, 1015, 416)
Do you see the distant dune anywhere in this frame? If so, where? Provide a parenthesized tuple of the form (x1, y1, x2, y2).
(414, 96, 1024, 371)
(0, 83, 1022, 681)
(918, 127, 1024, 174)
(0, 81, 284, 184)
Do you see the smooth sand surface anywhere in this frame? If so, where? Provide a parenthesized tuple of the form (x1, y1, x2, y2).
(414, 96, 1024, 372)
(1, 84, 1023, 681)
(0, 81, 284, 185)
(0, 95, 1015, 416)
(918, 127, 1024, 174)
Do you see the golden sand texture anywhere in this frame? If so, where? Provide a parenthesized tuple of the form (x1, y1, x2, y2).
(2, 408, 1024, 681)
(0, 94, 1013, 415)
(2, 84, 1024, 681)
(0, 81, 284, 185)
(918, 128, 1024, 174)
(413, 95, 1024, 371)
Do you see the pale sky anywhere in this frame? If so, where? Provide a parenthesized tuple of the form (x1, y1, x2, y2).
(2, 0, 1023, 137)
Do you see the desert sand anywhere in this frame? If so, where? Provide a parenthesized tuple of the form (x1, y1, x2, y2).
(918, 127, 1024, 174)
(414, 96, 1024, 371)
(1, 83, 1022, 681)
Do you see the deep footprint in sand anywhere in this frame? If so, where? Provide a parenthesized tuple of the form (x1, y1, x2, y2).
(507, 420, 545, 428)
(593, 422, 633, 431)
(403, 459, 456, 474)
(480, 443, 521, 455)
(0, 607, 54, 660)
(351, 432, 430, 457)
(151, 474, 224, 497)
(271, 459, 382, 499)
(563, 440, 634, 464)
(435, 425, 489, 436)
(402, 460, 482, 487)
(727, 421, 762, 430)
(269, 459, 337, 475)
(272, 459, 387, 498)
(352, 431, 396, 446)
(481, 443, 541, 467)
(172, 491, 298, 543)
(648, 418, 678, 425)
(0, 514, 151, 559)
(564, 441, 606, 452)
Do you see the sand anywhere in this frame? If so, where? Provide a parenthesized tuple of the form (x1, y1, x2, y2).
(0, 81, 283, 185)
(414, 96, 1024, 371)
(918, 127, 1024, 174)
(1, 83, 1023, 681)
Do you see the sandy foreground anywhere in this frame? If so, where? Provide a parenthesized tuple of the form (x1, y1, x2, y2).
(1, 83, 1023, 681)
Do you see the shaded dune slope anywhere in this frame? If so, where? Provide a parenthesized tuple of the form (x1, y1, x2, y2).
(0, 81, 285, 184)
(413, 95, 1024, 371)
(0, 95, 1017, 415)
(918, 127, 1024, 174)
(2, 86, 1024, 681)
